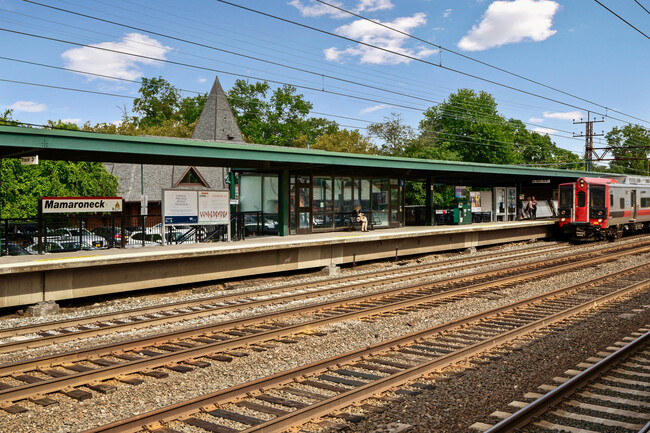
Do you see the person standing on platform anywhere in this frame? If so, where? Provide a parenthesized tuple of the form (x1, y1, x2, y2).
(530, 196, 538, 220)
(353, 205, 368, 232)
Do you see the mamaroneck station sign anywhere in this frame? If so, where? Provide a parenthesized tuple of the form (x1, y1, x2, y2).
(42, 197, 122, 214)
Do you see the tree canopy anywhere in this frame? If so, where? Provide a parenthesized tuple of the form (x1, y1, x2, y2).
(226, 79, 338, 147)
(605, 124, 650, 175)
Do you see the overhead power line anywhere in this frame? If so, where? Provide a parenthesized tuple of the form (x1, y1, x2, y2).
(593, 0, 650, 40)
(20, 0, 582, 128)
(635, 0, 650, 15)
(312, 0, 646, 126)
(212, 0, 649, 127)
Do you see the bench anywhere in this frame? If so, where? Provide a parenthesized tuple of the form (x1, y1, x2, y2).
(346, 213, 378, 231)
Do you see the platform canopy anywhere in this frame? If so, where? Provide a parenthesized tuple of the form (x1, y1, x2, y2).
(0, 125, 596, 184)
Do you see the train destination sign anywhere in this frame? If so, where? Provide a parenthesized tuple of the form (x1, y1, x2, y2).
(42, 197, 122, 214)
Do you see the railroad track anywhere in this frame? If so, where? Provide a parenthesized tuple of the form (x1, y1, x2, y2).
(81, 255, 650, 433)
(0, 240, 640, 353)
(473, 327, 649, 433)
(1, 240, 650, 413)
(1, 242, 573, 349)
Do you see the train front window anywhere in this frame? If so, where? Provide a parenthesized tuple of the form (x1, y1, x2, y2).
(590, 185, 606, 208)
(577, 191, 586, 207)
(559, 186, 573, 207)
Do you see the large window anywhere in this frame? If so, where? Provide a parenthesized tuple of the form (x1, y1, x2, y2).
(313, 176, 333, 231)
(372, 179, 388, 227)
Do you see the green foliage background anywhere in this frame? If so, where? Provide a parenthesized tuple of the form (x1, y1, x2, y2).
(3, 76, 640, 217)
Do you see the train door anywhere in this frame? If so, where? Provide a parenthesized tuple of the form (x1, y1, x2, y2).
(574, 179, 588, 222)
(631, 190, 637, 220)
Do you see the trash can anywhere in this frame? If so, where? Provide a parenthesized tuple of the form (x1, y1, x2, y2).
(449, 199, 472, 225)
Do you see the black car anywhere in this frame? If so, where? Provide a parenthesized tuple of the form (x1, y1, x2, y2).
(2, 241, 33, 256)
(91, 227, 131, 247)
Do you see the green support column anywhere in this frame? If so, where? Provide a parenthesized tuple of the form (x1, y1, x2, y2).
(278, 170, 290, 236)
(425, 177, 435, 226)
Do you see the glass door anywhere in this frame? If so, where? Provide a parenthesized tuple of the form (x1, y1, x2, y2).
(389, 184, 402, 227)
(296, 177, 312, 234)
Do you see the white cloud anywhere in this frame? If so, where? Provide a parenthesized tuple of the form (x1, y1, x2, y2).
(197, 78, 208, 83)
(355, 0, 394, 13)
(360, 104, 389, 114)
(325, 13, 438, 65)
(60, 118, 82, 124)
(532, 127, 557, 135)
(529, 117, 544, 122)
(61, 33, 172, 81)
(288, 0, 348, 18)
(544, 110, 582, 120)
(8, 101, 46, 112)
(458, 0, 559, 51)
(289, 0, 393, 17)
(443, 9, 452, 18)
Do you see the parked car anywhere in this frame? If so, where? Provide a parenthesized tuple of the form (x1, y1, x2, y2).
(126, 231, 163, 248)
(91, 227, 130, 247)
(2, 241, 32, 255)
(244, 215, 278, 235)
(48, 227, 104, 248)
(26, 239, 96, 254)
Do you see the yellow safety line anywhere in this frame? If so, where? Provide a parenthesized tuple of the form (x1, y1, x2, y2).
(36, 255, 101, 261)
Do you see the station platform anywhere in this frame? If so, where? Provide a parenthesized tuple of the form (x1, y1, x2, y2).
(0, 220, 556, 308)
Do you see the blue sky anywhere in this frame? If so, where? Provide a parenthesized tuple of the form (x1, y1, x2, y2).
(1, 0, 649, 160)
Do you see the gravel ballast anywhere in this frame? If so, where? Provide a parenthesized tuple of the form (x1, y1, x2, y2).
(0, 238, 649, 433)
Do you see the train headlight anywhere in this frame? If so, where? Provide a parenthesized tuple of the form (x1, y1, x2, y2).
(560, 218, 565, 222)
(598, 219, 602, 223)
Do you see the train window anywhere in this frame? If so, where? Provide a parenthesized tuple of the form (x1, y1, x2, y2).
(589, 186, 605, 207)
(559, 186, 573, 206)
(620, 198, 625, 209)
(642, 197, 650, 208)
(610, 194, 613, 206)
(577, 191, 586, 207)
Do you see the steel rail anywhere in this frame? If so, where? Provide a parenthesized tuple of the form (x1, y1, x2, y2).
(82, 266, 650, 433)
(1, 241, 645, 385)
(483, 330, 650, 433)
(0, 241, 622, 356)
(0, 244, 576, 348)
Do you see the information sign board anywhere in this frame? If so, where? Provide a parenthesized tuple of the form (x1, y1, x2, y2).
(198, 191, 230, 224)
(163, 190, 199, 224)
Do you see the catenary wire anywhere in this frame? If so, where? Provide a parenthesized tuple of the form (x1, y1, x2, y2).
(212, 0, 649, 127)
(311, 0, 648, 126)
(7, 4, 616, 133)
(593, 0, 650, 39)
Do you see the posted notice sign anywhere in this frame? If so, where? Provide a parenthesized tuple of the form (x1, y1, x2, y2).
(163, 190, 199, 224)
(42, 197, 122, 214)
(198, 191, 229, 224)
(163, 189, 229, 225)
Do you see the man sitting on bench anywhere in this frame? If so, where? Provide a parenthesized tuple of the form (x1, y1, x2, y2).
(353, 205, 369, 232)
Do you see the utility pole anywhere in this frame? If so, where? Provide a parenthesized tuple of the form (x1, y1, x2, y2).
(573, 111, 604, 171)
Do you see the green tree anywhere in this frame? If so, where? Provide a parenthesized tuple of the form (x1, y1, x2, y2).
(419, 89, 518, 164)
(1, 109, 20, 126)
(131, 76, 206, 128)
(227, 79, 338, 147)
(0, 114, 119, 218)
(311, 129, 378, 154)
(605, 124, 650, 175)
(367, 113, 414, 155)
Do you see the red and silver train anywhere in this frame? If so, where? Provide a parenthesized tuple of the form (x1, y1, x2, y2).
(558, 176, 650, 240)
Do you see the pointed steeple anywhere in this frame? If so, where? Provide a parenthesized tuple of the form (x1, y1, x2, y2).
(192, 76, 245, 142)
